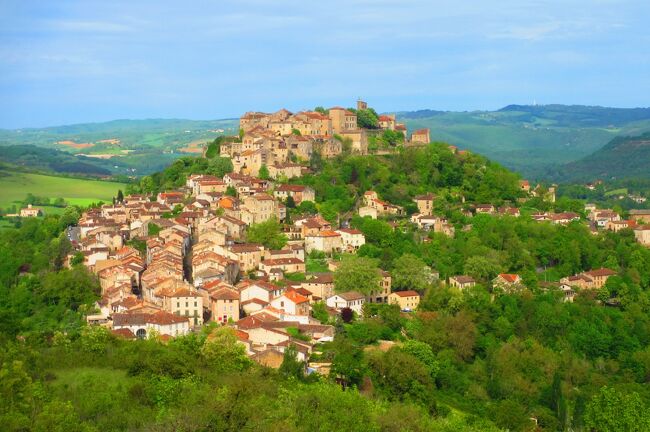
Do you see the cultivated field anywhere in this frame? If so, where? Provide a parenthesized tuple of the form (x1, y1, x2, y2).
(0, 170, 126, 211)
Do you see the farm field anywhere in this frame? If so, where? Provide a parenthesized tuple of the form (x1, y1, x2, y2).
(0, 170, 126, 212)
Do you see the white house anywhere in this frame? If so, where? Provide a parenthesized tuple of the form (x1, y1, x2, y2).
(336, 228, 366, 252)
(326, 291, 365, 314)
(239, 280, 284, 304)
(270, 289, 311, 316)
(112, 311, 191, 339)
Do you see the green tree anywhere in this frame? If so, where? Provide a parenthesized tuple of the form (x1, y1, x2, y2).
(367, 347, 435, 406)
(226, 186, 237, 197)
(59, 206, 80, 228)
(464, 255, 500, 284)
(148, 222, 162, 236)
(355, 108, 380, 129)
(258, 164, 270, 180)
(201, 327, 252, 372)
(584, 386, 650, 432)
(205, 136, 225, 158)
(246, 218, 288, 250)
(0, 360, 33, 430)
(400, 340, 439, 378)
(330, 337, 366, 386)
(33, 400, 96, 432)
(309, 150, 323, 171)
(311, 301, 330, 323)
(79, 325, 112, 354)
(116, 189, 124, 203)
(279, 344, 305, 380)
(207, 157, 234, 177)
(392, 253, 431, 292)
(334, 256, 381, 295)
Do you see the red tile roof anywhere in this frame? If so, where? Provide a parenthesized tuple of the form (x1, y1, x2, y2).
(584, 268, 616, 277)
(498, 273, 520, 284)
(392, 290, 420, 297)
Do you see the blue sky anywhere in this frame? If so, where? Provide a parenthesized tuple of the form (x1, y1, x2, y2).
(1, 0, 649, 128)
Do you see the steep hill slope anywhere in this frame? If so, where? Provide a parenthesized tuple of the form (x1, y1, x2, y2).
(397, 105, 650, 178)
(0, 145, 113, 176)
(556, 132, 650, 181)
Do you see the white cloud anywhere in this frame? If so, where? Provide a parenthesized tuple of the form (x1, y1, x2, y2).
(46, 19, 135, 33)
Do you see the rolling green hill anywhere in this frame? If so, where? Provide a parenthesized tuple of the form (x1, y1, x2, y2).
(554, 132, 650, 182)
(0, 145, 113, 176)
(0, 166, 126, 213)
(397, 105, 650, 178)
(3, 106, 650, 180)
(0, 118, 239, 176)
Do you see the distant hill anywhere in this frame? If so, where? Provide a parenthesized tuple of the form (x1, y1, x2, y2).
(0, 118, 238, 177)
(395, 104, 650, 179)
(498, 104, 650, 127)
(0, 145, 112, 176)
(3, 106, 650, 180)
(553, 132, 650, 181)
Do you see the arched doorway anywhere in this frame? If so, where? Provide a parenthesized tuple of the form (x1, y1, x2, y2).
(136, 328, 146, 339)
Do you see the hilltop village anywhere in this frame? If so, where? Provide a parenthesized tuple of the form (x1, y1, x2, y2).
(63, 101, 650, 370)
(221, 99, 429, 177)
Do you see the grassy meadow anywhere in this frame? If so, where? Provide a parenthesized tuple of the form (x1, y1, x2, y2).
(0, 170, 126, 212)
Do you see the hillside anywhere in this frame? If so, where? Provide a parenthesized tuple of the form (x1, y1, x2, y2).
(4, 143, 650, 431)
(3, 105, 650, 180)
(0, 145, 113, 176)
(397, 104, 650, 178)
(0, 166, 125, 213)
(0, 118, 239, 176)
(555, 132, 650, 182)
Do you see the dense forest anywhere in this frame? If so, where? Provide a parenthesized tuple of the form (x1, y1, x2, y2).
(554, 133, 650, 182)
(2, 144, 650, 431)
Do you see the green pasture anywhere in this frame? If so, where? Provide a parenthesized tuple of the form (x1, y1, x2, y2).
(0, 171, 125, 211)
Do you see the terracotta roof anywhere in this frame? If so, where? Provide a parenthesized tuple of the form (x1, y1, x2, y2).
(241, 298, 269, 306)
(584, 268, 616, 277)
(113, 310, 189, 326)
(236, 313, 278, 330)
(239, 280, 281, 292)
(112, 328, 136, 339)
(392, 290, 420, 297)
(312, 230, 340, 238)
(167, 288, 201, 298)
(262, 258, 304, 265)
(211, 287, 239, 301)
(230, 243, 263, 253)
(498, 273, 520, 283)
(337, 228, 363, 235)
(282, 289, 309, 304)
(276, 184, 307, 192)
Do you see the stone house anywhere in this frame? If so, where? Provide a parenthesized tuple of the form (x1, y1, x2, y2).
(388, 290, 420, 311)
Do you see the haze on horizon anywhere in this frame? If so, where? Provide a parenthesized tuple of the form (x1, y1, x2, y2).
(1, 0, 649, 129)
